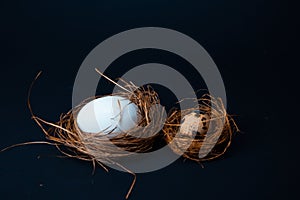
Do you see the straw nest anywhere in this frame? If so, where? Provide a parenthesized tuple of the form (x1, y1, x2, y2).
(163, 94, 238, 162)
(32, 81, 164, 169)
(19, 71, 166, 199)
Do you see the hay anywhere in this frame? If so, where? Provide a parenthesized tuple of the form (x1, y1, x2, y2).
(163, 94, 239, 162)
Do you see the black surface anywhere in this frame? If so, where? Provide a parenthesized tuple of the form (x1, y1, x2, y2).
(0, 1, 298, 200)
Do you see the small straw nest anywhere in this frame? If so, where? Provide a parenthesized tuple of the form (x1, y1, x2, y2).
(163, 94, 238, 162)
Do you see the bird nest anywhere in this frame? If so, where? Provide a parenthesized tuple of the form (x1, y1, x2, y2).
(163, 95, 238, 162)
(26, 71, 165, 199)
(40, 88, 162, 164)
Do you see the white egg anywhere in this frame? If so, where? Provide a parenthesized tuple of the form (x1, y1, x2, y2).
(76, 96, 139, 135)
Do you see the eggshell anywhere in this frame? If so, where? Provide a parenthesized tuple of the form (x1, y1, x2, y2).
(180, 111, 210, 137)
(76, 96, 139, 135)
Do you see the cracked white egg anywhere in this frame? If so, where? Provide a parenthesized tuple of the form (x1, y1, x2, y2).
(76, 96, 139, 135)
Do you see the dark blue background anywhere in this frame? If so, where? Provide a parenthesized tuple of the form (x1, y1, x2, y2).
(0, 0, 297, 199)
